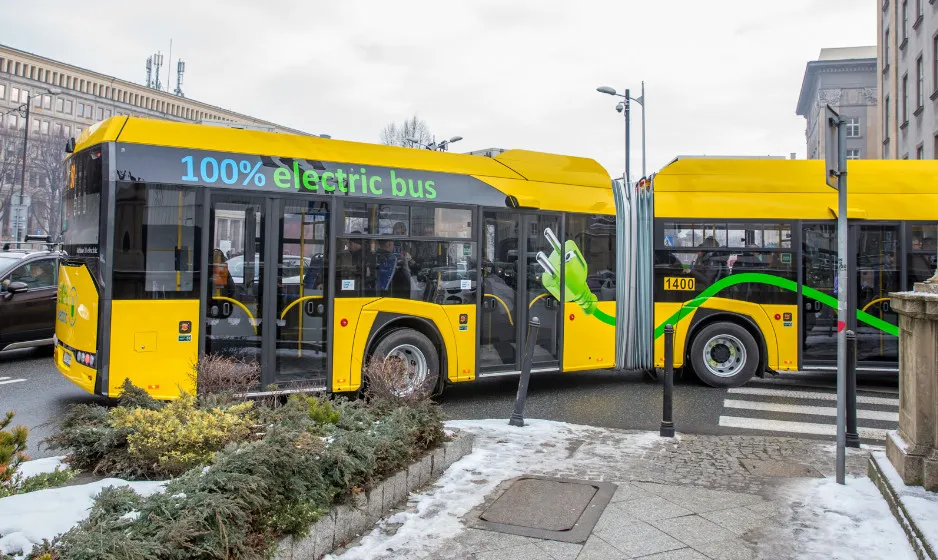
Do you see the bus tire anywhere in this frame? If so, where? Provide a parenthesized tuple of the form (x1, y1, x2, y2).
(689, 322, 759, 388)
(370, 328, 440, 399)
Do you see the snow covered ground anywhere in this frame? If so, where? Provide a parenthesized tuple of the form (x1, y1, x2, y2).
(324, 418, 664, 560)
(0, 456, 166, 558)
(873, 450, 938, 554)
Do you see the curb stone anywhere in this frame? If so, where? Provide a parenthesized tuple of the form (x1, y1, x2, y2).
(274, 429, 475, 560)
(868, 454, 935, 560)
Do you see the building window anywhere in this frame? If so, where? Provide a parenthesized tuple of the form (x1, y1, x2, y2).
(64, 99, 73, 114)
(53, 122, 61, 136)
(63, 125, 71, 137)
(31, 119, 40, 132)
(918, 0, 924, 19)
(902, 73, 910, 123)
(917, 55, 925, 111)
(884, 95, 890, 132)
(934, 134, 938, 158)
(42, 94, 51, 110)
(846, 148, 861, 159)
(0, 84, 5, 100)
(902, 0, 909, 42)
(40, 120, 49, 134)
(885, 29, 890, 65)
(846, 116, 861, 137)
(10, 87, 19, 103)
(917, 144, 925, 159)
(55, 97, 63, 112)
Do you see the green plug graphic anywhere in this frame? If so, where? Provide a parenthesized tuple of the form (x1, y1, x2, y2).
(536, 227, 598, 316)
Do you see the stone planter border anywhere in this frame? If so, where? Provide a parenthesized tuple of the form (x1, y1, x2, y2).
(869, 453, 935, 560)
(274, 429, 474, 560)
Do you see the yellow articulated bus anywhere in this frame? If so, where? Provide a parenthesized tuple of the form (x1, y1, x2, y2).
(622, 157, 938, 387)
(55, 116, 621, 399)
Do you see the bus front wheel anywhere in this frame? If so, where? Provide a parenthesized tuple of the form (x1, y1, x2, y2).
(370, 329, 440, 399)
(689, 322, 759, 388)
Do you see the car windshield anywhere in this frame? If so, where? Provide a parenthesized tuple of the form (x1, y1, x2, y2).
(0, 256, 21, 274)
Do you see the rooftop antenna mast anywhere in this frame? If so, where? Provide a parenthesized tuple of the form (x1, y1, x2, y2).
(175, 59, 186, 97)
(145, 56, 153, 89)
(152, 51, 164, 91)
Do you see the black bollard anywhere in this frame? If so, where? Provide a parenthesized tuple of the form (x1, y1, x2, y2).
(845, 330, 860, 448)
(509, 317, 540, 427)
(660, 324, 675, 438)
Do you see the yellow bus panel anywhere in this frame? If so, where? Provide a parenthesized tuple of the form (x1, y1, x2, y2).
(108, 300, 200, 399)
(563, 301, 616, 371)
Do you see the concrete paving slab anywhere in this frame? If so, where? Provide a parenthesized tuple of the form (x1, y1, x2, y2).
(453, 528, 536, 553)
(595, 520, 686, 557)
(653, 515, 737, 548)
(471, 543, 546, 560)
(738, 458, 823, 478)
(692, 538, 758, 560)
(699, 506, 776, 537)
(592, 502, 639, 534)
(532, 539, 582, 560)
(610, 481, 656, 503)
(576, 535, 628, 560)
(616, 495, 694, 523)
(637, 547, 711, 560)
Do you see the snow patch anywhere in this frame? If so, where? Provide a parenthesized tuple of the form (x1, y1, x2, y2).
(16, 456, 66, 479)
(0, 478, 166, 557)
(758, 474, 916, 559)
(324, 418, 661, 560)
(873, 451, 938, 552)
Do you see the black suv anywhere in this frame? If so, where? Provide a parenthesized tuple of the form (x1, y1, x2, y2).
(0, 249, 61, 352)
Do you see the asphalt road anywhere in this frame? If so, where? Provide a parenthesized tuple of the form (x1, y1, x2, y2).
(0, 348, 900, 460)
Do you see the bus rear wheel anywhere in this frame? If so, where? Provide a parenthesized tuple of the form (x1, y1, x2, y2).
(690, 322, 759, 388)
(370, 328, 440, 399)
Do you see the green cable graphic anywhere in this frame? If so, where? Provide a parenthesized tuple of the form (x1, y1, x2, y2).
(534, 233, 898, 338)
(536, 228, 615, 326)
(652, 272, 899, 339)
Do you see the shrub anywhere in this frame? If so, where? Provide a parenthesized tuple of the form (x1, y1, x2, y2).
(190, 354, 260, 407)
(361, 355, 434, 406)
(0, 411, 28, 493)
(110, 392, 255, 477)
(47, 385, 257, 479)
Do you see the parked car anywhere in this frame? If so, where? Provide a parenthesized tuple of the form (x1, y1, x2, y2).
(0, 249, 61, 352)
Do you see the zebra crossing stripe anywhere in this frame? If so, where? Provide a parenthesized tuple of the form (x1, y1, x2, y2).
(728, 387, 899, 407)
(0, 378, 26, 385)
(718, 416, 890, 440)
(723, 399, 899, 422)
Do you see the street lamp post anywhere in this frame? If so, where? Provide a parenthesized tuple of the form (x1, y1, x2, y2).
(597, 83, 646, 184)
(15, 86, 60, 242)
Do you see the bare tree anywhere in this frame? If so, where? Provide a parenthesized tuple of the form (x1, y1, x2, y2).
(27, 131, 67, 238)
(380, 115, 434, 148)
(0, 127, 26, 235)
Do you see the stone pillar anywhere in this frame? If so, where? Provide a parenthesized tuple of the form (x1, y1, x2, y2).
(887, 281, 938, 490)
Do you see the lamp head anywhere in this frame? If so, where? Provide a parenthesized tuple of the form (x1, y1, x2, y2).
(597, 86, 617, 96)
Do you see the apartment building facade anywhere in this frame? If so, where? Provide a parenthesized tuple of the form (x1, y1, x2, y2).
(0, 44, 309, 239)
(796, 47, 879, 161)
(878, 0, 938, 158)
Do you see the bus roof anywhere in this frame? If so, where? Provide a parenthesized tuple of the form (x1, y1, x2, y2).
(652, 157, 938, 221)
(74, 117, 615, 214)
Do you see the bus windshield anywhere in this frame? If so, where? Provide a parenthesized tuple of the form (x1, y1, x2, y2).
(62, 147, 103, 261)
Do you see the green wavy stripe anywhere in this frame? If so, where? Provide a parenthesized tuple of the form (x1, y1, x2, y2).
(652, 272, 900, 339)
(592, 308, 616, 326)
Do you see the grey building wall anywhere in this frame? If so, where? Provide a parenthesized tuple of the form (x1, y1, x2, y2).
(796, 50, 879, 160)
(878, 0, 938, 159)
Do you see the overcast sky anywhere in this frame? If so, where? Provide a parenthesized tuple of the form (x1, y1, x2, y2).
(2, 0, 875, 180)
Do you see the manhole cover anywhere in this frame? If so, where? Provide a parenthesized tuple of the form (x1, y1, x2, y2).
(739, 459, 823, 478)
(468, 475, 615, 543)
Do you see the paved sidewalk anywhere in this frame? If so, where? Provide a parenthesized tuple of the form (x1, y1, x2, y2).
(326, 419, 914, 560)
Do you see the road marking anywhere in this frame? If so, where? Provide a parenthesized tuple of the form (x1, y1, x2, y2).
(0, 378, 26, 385)
(723, 399, 899, 422)
(718, 416, 890, 440)
(728, 387, 899, 407)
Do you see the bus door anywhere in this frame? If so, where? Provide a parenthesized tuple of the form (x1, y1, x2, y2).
(272, 199, 329, 388)
(800, 222, 899, 369)
(205, 195, 266, 378)
(479, 211, 561, 374)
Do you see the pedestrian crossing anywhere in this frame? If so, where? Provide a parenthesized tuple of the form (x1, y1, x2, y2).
(0, 376, 26, 386)
(718, 384, 899, 442)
